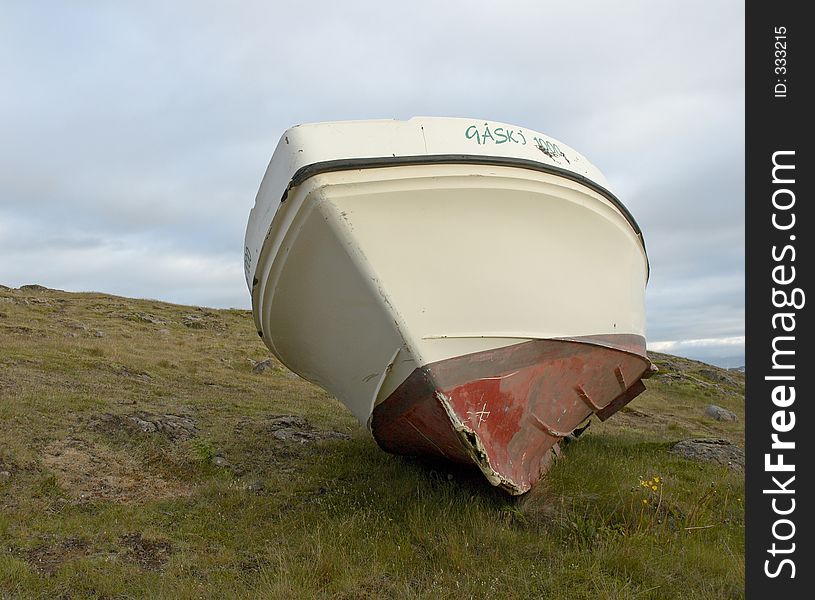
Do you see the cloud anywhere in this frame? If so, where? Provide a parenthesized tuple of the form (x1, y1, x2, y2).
(0, 1, 744, 366)
(649, 336, 745, 369)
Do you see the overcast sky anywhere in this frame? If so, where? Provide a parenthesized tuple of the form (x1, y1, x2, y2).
(1, 1, 744, 367)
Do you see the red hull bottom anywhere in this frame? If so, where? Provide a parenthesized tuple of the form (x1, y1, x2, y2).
(370, 334, 653, 494)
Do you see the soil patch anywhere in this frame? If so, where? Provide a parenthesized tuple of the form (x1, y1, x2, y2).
(42, 438, 191, 503)
(119, 532, 174, 570)
(24, 537, 89, 575)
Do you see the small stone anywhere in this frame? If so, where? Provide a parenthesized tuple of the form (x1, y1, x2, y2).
(157, 328, 170, 335)
(0, 470, 11, 481)
(94, 330, 105, 337)
(704, 404, 738, 422)
(212, 456, 229, 468)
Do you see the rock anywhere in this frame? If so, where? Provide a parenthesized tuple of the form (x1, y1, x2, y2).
(657, 372, 693, 385)
(212, 456, 230, 468)
(252, 358, 274, 374)
(134, 313, 166, 325)
(670, 438, 744, 470)
(698, 368, 737, 386)
(157, 328, 170, 335)
(181, 314, 205, 329)
(180, 312, 223, 330)
(0, 470, 11, 481)
(132, 413, 196, 440)
(705, 404, 738, 422)
(236, 414, 351, 445)
(94, 330, 105, 338)
(92, 412, 198, 440)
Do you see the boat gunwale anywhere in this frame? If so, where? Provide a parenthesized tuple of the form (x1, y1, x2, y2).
(282, 153, 649, 278)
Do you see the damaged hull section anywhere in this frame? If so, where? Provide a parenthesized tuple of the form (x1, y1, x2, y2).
(371, 335, 652, 494)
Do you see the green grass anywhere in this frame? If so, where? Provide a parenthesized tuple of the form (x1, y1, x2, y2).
(0, 286, 744, 599)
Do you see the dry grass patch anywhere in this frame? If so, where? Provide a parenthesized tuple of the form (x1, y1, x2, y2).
(41, 438, 192, 504)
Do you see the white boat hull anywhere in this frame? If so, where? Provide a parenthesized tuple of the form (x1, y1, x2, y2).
(246, 118, 651, 493)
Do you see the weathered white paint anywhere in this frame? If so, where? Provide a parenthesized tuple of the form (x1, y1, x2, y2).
(245, 117, 612, 290)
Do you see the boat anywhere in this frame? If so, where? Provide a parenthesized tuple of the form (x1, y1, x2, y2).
(244, 117, 653, 494)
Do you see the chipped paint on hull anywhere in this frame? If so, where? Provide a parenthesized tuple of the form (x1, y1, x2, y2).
(371, 334, 652, 494)
(435, 390, 521, 492)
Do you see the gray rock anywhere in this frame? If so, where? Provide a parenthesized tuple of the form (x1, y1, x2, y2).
(657, 372, 693, 385)
(135, 313, 166, 325)
(212, 456, 230, 468)
(705, 404, 738, 422)
(94, 330, 105, 338)
(126, 412, 197, 440)
(0, 470, 11, 481)
(252, 358, 274, 374)
(157, 328, 170, 336)
(698, 368, 737, 386)
(670, 438, 744, 470)
(236, 414, 351, 445)
(181, 314, 205, 329)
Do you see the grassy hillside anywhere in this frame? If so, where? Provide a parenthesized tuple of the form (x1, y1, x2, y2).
(0, 286, 744, 599)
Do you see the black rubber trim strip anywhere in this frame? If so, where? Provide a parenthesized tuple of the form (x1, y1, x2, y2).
(285, 154, 649, 275)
